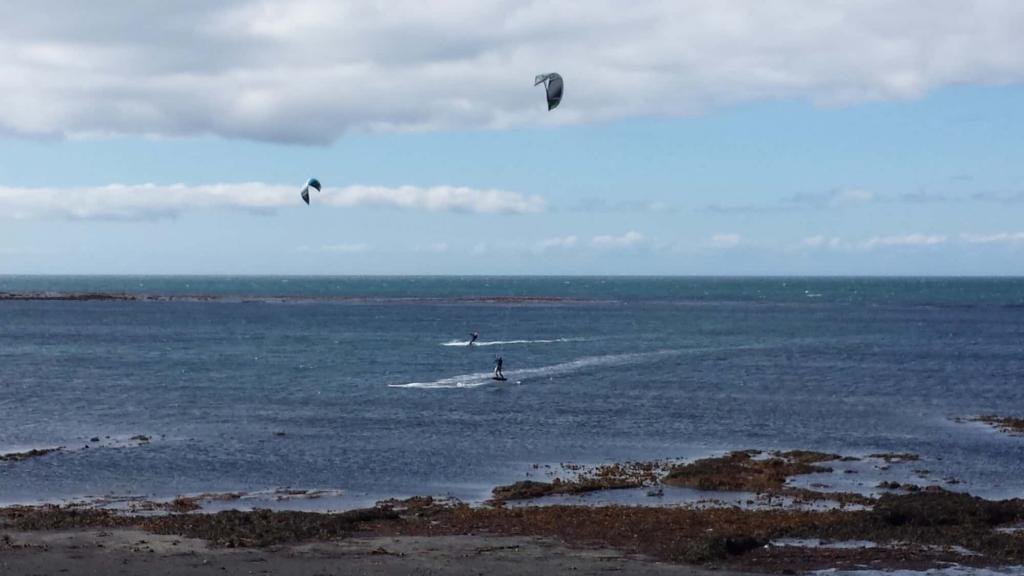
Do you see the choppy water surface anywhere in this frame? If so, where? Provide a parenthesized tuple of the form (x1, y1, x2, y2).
(1, 276, 1023, 507)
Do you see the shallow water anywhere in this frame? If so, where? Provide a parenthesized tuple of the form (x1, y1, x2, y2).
(1, 276, 1023, 506)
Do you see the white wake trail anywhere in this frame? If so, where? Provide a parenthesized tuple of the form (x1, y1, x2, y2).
(440, 337, 583, 347)
(389, 349, 678, 390)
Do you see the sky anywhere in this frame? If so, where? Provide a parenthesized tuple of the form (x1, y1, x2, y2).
(2, 0, 1024, 275)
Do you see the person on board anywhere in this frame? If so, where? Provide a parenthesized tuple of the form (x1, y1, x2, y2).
(469, 332, 479, 346)
(494, 355, 505, 379)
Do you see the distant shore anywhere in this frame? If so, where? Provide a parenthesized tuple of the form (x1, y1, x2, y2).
(0, 290, 602, 304)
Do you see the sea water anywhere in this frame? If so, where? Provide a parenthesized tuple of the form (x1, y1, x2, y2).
(1, 276, 1023, 508)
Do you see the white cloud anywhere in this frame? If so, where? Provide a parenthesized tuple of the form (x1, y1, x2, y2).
(591, 231, 644, 249)
(710, 233, 742, 248)
(960, 232, 1024, 244)
(0, 183, 544, 220)
(788, 188, 876, 208)
(298, 243, 370, 254)
(708, 188, 877, 213)
(801, 235, 844, 249)
(861, 234, 947, 249)
(416, 242, 450, 253)
(328, 186, 544, 214)
(533, 235, 578, 252)
(571, 198, 680, 214)
(4, 1, 1024, 142)
(800, 234, 951, 250)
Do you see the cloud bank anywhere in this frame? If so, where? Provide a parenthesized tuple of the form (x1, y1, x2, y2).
(800, 233, 949, 251)
(0, 183, 545, 220)
(591, 231, 644, 249)
(960, 232, 1024, 244)
(4, 0, 1024, 143)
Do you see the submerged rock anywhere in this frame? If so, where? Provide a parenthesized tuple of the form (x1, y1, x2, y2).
(492, 480, 556, 501)
(0, 447, 62, 462)
(490, 461, 665, 503)
(972, 415, 1024, 435)
(867, 452, 919, 463)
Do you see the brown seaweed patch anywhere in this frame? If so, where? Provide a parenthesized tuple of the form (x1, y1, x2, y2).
(777, 450, 844, 465)
(0, 447, 63, 462)
(491, 481, 559, 501)
(427, 504, 839, 566)
(1, 505, 130, 531)
(116, 497, 203, 514)
(973, 415, 1024, 435)
(141, 507, 401, 547)
(5, 490, 1024, 570)
(662, 450, 837, 492)
(491, 461, 666, 502)
(779, 488, 873, 508)
(872, 489, 1023, 528)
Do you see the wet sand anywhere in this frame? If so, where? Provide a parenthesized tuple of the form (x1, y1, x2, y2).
(0, 529, 743, 576)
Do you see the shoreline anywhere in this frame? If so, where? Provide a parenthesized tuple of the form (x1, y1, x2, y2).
(4, 492, 1023, 574)
(4, 451, 1024, 573)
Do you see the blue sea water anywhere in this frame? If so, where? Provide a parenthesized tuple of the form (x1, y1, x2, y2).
(1, 276, 1023, 508)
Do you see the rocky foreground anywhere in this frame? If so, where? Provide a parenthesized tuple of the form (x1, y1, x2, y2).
(3, 450, 1024, 574)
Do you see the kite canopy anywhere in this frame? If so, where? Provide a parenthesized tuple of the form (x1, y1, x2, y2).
(301, 178, 321, 205)
(534, 73, 563, 111)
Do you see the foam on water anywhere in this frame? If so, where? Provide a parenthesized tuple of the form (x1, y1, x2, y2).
(389, 349, 679, 389)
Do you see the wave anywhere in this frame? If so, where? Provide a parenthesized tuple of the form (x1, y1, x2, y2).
(389, 349, 678, 390)
(441, 337, 583, 347)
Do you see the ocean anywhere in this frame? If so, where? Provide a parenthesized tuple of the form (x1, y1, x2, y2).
(2, 276, 1023, 509)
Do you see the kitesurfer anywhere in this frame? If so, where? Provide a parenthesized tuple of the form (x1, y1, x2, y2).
(494, 356, 504, 379)
(469, 332, 479, 346)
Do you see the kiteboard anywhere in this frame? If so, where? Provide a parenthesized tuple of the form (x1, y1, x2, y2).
(492, 376, 508, 382)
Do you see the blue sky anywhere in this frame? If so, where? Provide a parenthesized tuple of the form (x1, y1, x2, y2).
(3, 1, 1024, 275)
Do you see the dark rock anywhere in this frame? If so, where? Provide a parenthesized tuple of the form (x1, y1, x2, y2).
(873, 491, 1024, 527)
(0, 447, 62, 462)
